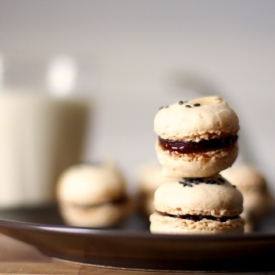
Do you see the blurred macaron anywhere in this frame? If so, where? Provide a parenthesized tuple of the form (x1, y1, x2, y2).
(56, 159, 133, 228)
(221, 163, 273, 232)
(136, 161, 173, 217)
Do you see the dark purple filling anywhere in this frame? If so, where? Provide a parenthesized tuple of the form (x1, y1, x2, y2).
(71, 196, 127, 209)
(158, 135, 238, 154)
(158, 211, 239, 222)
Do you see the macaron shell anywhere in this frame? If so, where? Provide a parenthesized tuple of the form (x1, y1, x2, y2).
(242, 193, 272, 221)
(150, 212, 245, 234)
(56, 163, 126, 205)
(154, 96, 239, 141)
(153, 178, 243, 217)
(137, 162, 172, 193)
(156, 141, 238, 178)
(221, 164, 268, 191)
(59, 200, 132, 228)
(221, 164, 273, 230)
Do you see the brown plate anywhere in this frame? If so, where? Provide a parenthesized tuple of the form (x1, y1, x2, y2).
(0, 204, 274, 271)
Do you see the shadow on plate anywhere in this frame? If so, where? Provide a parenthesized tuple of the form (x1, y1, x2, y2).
(0, 204, 274, 233)
(0, 204, 150, 230)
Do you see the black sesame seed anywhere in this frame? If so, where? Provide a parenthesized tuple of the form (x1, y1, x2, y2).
(178, 101, 184, 105)
(159, 106, 163, 110)
(232, 185, 236, 188)
(205, 179, 219, 185)
(218, 177, 225, 183)
(178, 180, 193, 187)
(185, 105, 191, 108)
(193, 103, 201, 107)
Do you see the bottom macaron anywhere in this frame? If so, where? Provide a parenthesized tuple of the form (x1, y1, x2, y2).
(150, 211, 244, 234)
(149, 175, 245, 234)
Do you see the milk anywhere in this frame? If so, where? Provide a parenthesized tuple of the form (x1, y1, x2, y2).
(0, 93, 91, 208)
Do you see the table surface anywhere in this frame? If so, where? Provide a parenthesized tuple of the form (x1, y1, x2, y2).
(0, 233, 274, 275)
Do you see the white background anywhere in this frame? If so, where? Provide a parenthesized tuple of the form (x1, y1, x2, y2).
(1, 0, 275, 195)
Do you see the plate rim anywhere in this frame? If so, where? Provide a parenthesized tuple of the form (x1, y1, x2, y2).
(1, 217, 275, 271)
(0, 217, 274, 241)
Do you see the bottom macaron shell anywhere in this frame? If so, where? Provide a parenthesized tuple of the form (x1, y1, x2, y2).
(58, 200, 132, 228)
(155, 141, 238, 178)
(149, 212, 245, 234)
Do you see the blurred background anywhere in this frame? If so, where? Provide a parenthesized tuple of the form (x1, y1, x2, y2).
(0, 0, 275, 197)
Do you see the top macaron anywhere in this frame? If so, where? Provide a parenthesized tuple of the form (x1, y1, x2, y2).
(154, 96, 240, 178)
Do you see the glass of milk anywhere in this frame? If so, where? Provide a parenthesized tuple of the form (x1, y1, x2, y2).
(0, 53, 93, 208)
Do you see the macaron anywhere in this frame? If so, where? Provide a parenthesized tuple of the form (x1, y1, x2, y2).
(137, 161, 173, 216)
(221, 163, 273, 232)
(56, 160, 132, 228)
(150, 174, 245, 234)
(154, 96, 239, 178)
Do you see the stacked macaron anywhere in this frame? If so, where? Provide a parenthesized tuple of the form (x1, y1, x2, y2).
(150, 96, 245, 234)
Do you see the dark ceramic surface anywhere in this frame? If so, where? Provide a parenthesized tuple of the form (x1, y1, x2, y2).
(0, 204, 275, 271)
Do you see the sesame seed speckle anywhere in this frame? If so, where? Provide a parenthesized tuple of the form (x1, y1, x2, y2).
(179, 180, 194, 187)
(193, 103, 201, 107)
(179, 177, 221, 186)
(185, 105, 191, 108)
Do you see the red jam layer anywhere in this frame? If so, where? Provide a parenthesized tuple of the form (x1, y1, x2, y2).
(158, 135, 238, 154)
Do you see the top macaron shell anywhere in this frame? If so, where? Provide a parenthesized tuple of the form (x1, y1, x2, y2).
(154, 96, 239, 141)
(153, 175, 243, 217)
(56, 163, 127, 205)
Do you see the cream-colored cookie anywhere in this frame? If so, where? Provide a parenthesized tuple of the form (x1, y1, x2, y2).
(150, 174, 244, 234)
(221, 164, 273, 232)
(137, 162, 173, 216)
(154, 96, 239, 177)
(56, 160, 132, 228)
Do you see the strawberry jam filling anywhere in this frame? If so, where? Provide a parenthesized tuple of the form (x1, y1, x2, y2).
(158, 135, 238, 154)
